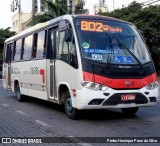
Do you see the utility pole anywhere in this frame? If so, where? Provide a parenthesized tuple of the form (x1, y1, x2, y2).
(11, 0, 21, 33)
(113, 0, 115, 11)
(32, 0, 35, 19)
(69, 0, 75, 14)
(72, 0, 75, 15)
(18, 0, 21, 32)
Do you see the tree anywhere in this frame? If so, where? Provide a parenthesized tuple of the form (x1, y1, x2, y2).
(99, 2, 160, 71)
(28, 0, 88, 26)
(75, 0, 88, 14)
(0, 27, 16, 60)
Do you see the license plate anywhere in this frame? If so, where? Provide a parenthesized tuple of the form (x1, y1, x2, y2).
(121, 94, 136, 101)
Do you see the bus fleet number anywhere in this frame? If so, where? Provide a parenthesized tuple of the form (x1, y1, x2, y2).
(30, 67, 40, 75)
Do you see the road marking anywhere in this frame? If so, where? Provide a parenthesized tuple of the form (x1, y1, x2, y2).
(2, 104, 9, 107)
(78, 143, 93, 146)
(15, 110, 26, 116)
(35, 120, 52, 127)
(69, 136, 93, 146)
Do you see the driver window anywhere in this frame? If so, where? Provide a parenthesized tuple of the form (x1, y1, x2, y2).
(57, 27, 78, 69)
(57, 31, 69, 61)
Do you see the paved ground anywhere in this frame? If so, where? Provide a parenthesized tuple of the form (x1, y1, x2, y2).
(159, 86, 160, 98)
(0, 80, 160, 146)
(0, 82, 80, 146)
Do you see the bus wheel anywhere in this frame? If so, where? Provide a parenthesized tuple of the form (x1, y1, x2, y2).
(16, 84, 24, 102)
(121, 107, 139, 115)
(64, 92, 78, 119)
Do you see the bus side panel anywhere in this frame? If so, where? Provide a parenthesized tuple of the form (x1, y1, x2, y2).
(11, 59, 48, 100)
(55, 60, 83, 108)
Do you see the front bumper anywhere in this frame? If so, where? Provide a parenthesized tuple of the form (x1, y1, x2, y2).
(72, 87, 158, 110)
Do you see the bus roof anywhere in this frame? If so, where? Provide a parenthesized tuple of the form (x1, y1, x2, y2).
(73, 14, 129, 24)
(5, 14, 130, 43)
(5, 15, 65, 43)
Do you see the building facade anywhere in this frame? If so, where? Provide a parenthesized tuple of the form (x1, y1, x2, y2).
(12, 0, 47, 33)
(34, 0, 47, 14)
(12, 12, 32, 33)
(94, 5, 108, 15)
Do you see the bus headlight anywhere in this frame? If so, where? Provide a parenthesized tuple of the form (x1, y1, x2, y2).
(145, 81, 158, 90)
(81, 81, 108, 91)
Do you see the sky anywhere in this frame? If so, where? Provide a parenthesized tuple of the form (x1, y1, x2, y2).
(0, 0, 159, 29)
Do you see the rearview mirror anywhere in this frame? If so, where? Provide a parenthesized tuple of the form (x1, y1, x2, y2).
(65, 29, 72, 42)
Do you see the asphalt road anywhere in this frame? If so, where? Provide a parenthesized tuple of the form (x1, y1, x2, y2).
(0, 80, 160, 146)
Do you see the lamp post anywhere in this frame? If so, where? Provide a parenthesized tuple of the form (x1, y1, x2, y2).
(113, 0, 115, 11)
(72, 0, 75, 14)
(11, 0, 21, 33)
(69, 0, 75, 14)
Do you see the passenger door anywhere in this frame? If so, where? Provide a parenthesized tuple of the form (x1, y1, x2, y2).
(46, 27, 58, 101)
(4, 43, 13, 89)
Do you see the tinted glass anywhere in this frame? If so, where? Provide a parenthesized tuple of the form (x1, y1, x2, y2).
(37, 31, 45, 59)
(23, 35, 33, 60)
(14, 39, 21, 61)
(75, 19, 151, 65)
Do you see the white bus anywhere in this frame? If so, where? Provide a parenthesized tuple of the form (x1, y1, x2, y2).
(2, 15, 158, 119)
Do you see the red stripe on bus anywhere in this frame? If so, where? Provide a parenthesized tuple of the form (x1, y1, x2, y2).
(40, 69, 45, 84)
(83, 72, 157, 89)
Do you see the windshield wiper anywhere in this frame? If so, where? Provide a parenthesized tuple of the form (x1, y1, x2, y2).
(106, 34, 114, 68)
(114, 33, 143, 69)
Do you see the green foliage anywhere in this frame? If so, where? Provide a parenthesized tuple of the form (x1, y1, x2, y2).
(99, 2, 160, 71)
(75, 0, 89, 14)
(28, 0, 88, 26)
(0, 27, 16, 44)
(0, 28, 16, 60)
(99, 2, 160, 54)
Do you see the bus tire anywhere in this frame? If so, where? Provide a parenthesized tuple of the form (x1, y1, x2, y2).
(64, 92, 78, 120)
(121, 107, 139, 115)
(16, 84, 24, 102)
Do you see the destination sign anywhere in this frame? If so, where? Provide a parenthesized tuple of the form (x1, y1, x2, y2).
(81, 21, 123, 33)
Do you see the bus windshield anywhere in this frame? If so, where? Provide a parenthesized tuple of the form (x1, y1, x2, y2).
(75, 19, 151, 65)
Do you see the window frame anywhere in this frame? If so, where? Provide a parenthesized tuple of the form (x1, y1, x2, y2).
(56, 20, 78, 69)
(13, 39, 22, 62)
(23, 34, 33, 61)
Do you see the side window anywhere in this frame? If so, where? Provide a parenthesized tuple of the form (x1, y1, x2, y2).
(32, 31, 46, 59)
(10, 43, 14, 62)
(14, 39, 21, 61)
(50, 30, 54, 59)
(37, 30, 46, 59)
(21, 38, 25, 60)
(33, 33, 38, 59)
(57, 27, 78, 68)
(5, 44, 11, 63)
(12, 42, 16, 61)
(69, 36, 78, 68)
(48, 28, 58, 60)
(57, 31, 69, 61)
(23, 35, 33, 60)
